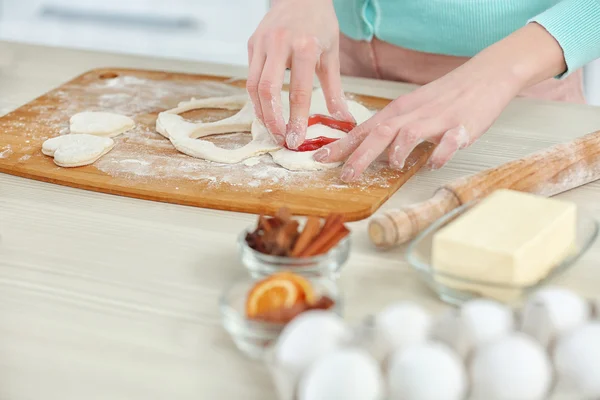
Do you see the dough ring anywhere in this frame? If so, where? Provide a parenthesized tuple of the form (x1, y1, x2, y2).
(156, 89, 375, 169)
(156, 96, 279, 164)
(156, 94, 251, 139)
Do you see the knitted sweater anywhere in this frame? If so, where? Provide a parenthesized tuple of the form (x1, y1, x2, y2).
(333, 0, 600, 76)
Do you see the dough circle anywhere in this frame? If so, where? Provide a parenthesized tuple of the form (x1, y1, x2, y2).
(42, 134, 115, 167)
(70, 111, 135, 137)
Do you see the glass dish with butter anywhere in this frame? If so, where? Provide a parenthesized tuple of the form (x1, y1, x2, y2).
(406, 189, 598, 305)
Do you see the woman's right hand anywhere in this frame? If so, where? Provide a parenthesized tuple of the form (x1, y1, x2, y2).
(247, 0, 354, 149)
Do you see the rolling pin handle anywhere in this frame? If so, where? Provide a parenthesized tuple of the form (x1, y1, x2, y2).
(368, 189, 460, 249)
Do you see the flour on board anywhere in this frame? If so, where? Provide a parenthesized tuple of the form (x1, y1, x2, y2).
(6, 74, 419, 191)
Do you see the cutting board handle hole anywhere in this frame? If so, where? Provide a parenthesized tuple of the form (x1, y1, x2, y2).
(98, 72, 119, 79)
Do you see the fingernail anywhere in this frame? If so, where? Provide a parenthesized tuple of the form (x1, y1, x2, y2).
(391, 160, 405, 170)
(313, 148, 329, 162)
(333, 110, 356, 124)
(340, 166, 355, 182)
(332, 111, 344, 119)
(346, 111, 357, 124)
(286, 133, 301, 149)
(391, 146, 404, 169)
(426, 161, 440, 171)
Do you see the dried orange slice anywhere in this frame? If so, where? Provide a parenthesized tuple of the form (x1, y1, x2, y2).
(273, 272, 316, 305)
(245, 272, 316, 318)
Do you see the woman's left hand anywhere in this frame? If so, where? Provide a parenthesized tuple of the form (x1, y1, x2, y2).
(313, 23, 567, 182)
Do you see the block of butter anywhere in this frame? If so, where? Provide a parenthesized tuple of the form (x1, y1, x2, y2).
(432, 189, 576, 289)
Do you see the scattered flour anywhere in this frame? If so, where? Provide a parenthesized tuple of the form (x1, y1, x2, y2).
(0, 146, 12, 158)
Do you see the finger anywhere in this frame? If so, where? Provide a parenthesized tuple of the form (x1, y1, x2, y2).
(317, 51, 354, 122)
(247, 37, 254, 67)
(313, 104, 400, 163)
(388, 119, 448, 170)
(286, 44, 319, 149)
(258, 47, 289, 140)
(426, 125, 470, 170)
(246, 43, 266, 123)
(340, 116, 409, 182)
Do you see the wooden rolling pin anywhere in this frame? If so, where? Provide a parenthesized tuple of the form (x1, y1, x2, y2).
(369, 130, 600, 249)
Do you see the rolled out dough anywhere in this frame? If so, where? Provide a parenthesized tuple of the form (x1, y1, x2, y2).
(42, 134, 115, 167)
(155, 88, 374, 170)
(70, 111, 135, 137)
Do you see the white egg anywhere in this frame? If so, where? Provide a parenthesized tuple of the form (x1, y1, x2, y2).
(520, 287, 590, 347)
(554, 323, 600, 397)
(387, 341, 466, 400)
(275, 310, 351, 374)
(433, 299, 514, 358)
(470, 333, 552, 400)
(298, 348, 384, 400)
(373, 302, 432, 360)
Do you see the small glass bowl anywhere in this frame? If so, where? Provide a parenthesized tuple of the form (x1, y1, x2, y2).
(219, 276, 343, 360)
(238, 228, 351, 279)
(406, 202, 599, 306)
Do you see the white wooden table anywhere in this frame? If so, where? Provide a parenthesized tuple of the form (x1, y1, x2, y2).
(1, 41, 600, 399)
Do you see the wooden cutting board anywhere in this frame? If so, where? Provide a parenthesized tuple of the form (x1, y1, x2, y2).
(0, 68, 433, 221)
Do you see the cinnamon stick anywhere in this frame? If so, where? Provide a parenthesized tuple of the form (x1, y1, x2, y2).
(313, 225, 350, 255)
(299, 216, 345, 257)
(321, 213, 343, 232)
(291, 217, 322, 256)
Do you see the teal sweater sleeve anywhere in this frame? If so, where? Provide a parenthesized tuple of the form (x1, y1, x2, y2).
(530, 0, 600, 77)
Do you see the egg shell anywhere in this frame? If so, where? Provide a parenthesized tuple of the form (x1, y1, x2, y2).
(433, 299, 514, 358)
(521, 287, 590, 347)
(387, 341, 466, 400)
(554, 322, 600, 398)
(298, 348, 384, 400)
(274, 310, 351, 375)
(470, 332, 552, 400)
(373, 302, 432, 359)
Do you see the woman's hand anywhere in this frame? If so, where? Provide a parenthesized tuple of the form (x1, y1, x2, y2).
(314, 23, 568, 182)
(247, 0, 354, 149)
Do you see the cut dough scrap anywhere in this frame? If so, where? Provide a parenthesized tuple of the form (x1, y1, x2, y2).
(270, 124, 346, 171)
(42, 134, 115, 167)
(70, 111, 135, 137)
(157, 94, 276, 164)
(163, 94, 248, 115)
(169, 120, 279, 164)
(156, 96, 253, 139)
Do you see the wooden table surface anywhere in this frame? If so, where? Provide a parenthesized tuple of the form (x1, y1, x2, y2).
(2, 40, 600, 400)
